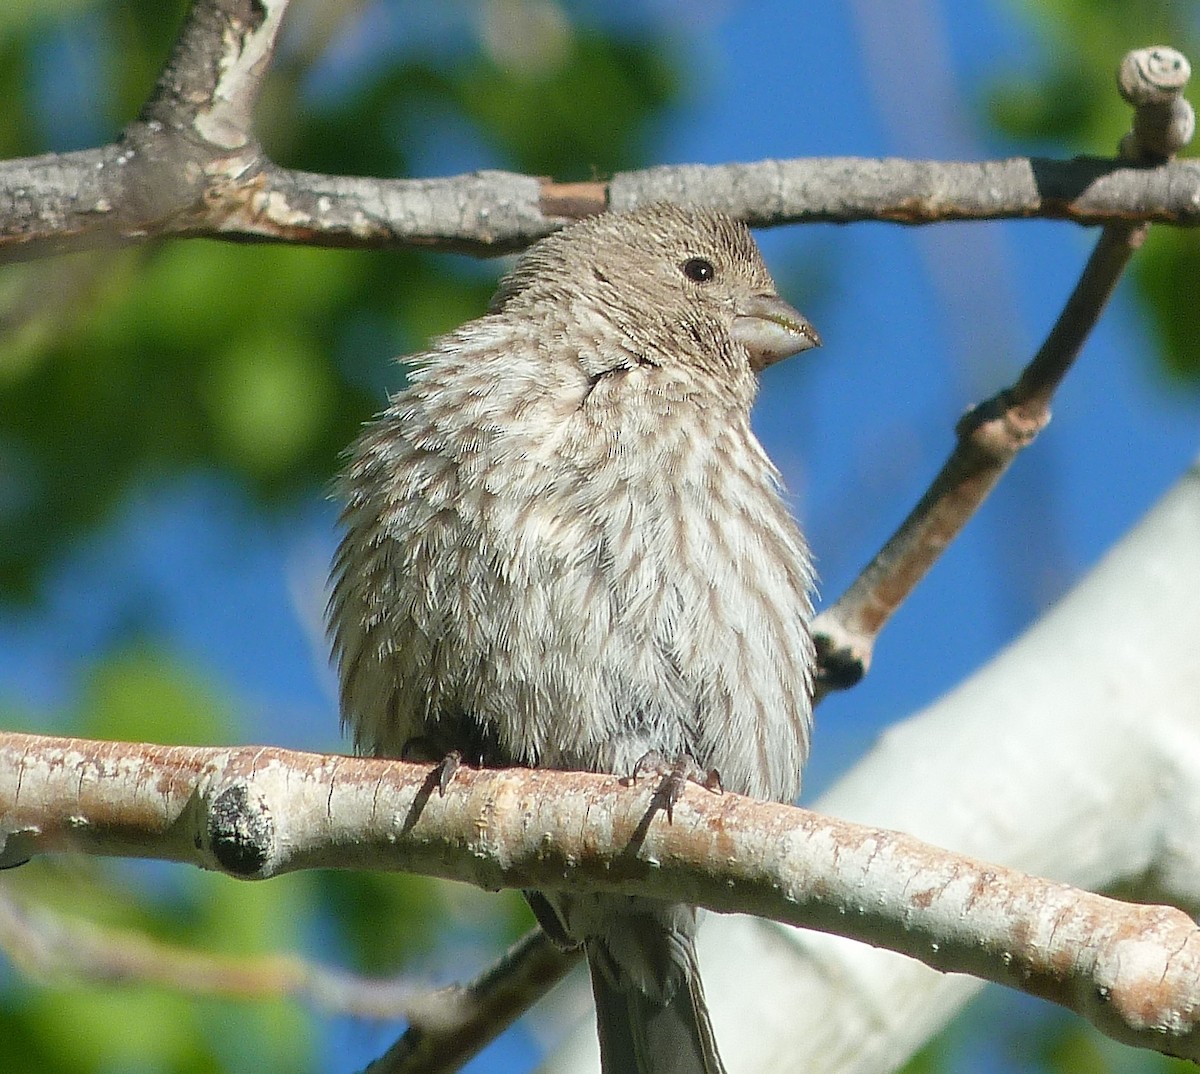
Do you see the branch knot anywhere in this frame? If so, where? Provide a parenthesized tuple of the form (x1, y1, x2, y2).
(208, 781, 275, 877)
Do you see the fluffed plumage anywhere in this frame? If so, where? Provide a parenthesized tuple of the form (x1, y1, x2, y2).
(329, 203, 819, 1073)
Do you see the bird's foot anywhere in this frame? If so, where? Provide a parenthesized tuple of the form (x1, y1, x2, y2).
(432, 750, 463, 796)
(402, 738, 464, 797)
(628, 751, 722, 823)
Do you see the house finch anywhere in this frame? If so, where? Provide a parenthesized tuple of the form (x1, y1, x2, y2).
(329, 203, 819, 1074)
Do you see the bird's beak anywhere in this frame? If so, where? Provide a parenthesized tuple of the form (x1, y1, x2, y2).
(732, 293, 821, 372)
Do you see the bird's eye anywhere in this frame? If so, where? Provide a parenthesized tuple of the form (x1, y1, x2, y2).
(681, 257, 716, 283)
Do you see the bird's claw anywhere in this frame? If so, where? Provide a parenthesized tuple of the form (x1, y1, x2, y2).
(434, 749, 462, 797)
(401, 737, 465, 798)
(629, 751, 722, 823)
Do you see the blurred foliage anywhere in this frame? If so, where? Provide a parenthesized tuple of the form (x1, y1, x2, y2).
(1032, 1020, 1177, 1074)
(0, 0, 678, 599)
(266, 29, 676, 182)
(988, 0, 1200, 382)
(1135, 229, 1200, 382)
(73, 641, 235, 744)
(2, 859, 314, 1074)
(1, 643, 312, 1073)
(0, 1, 680, 1071)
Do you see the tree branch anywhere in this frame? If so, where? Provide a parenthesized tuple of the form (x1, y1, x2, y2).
(811, 46, 1194, 694)
(3, 730, 1200, 1061)
(5, 153, 1200, 263)
(810, 219, 1148, 693)
(1, 4, 1197, 265)
(141, 0, 286, 150)
(365, 931, 579, 1074)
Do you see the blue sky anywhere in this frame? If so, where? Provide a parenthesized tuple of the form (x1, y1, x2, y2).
(4, 2, 1199, 1071)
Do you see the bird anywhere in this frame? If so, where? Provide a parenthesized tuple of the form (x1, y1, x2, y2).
(328, 202, 819, 1074)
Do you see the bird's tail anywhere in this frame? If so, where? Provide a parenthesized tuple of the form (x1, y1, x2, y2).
(586, 934, 727, 1074)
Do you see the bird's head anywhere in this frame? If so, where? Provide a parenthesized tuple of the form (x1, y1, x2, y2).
(490, 204, 820, 388)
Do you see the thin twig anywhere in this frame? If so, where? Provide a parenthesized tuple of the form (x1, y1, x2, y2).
(810, 219, 1148, 695)
(364, 931, 580, 1074)
(0, 886, 446, 1021)
(811, 47, 1193, 698)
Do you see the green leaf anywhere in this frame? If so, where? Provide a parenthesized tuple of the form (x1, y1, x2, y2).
(73, 645, 234, 745)
(203, 327, 336, 477)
